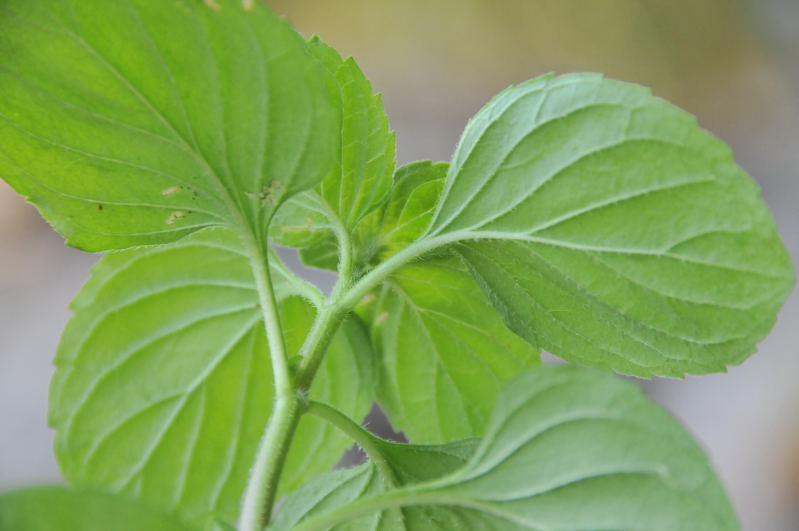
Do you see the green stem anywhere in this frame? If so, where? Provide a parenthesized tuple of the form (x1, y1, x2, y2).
(268, 246, 324, 307)
(297, 234, 456, 390)
(329, 218, 353, 299)
(239, 395, 302, 531)
(309, 191, 353, 300)
(240, 232, 460, 529)
(238, 226, 296, 531)
(242, 229, 292, 398)
(295, 304, 348, 391)
(305, 401, 397, 487)
(335, 234, 454, 311)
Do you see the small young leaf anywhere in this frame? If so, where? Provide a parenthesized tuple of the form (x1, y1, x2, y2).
(311, 38, 396, 231)
(295, 161, 447, 273)
(275, 366, 739, 530)
(0, 0, 339, 251)
(361, 256, 539, 443)
(49, 229, 374, 527)
(270, 38, 396, 267)
(357, 161, 448, 266)
(0, 486, 191, 531)
(421, 73, 793, 377)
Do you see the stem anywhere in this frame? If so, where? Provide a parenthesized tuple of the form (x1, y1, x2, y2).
(297, 233, 457, 390)
(329, 216, 353, 299)
(238, 226, 297, 531)
(295, 304, 348, 391)
(239, 396, 302, 531)
(268, 246, 324, 307)
(241, 229, 292, 398)
(306, 401, 397, 487)
(335, 234, 455, 311)
(308, 190, 353, 300)
(240, 232, 461, 529)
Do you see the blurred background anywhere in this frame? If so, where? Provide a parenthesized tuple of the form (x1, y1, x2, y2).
(1, 0, 797, 528)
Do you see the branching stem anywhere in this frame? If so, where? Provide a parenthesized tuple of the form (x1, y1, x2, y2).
(240, 231, 455, 530)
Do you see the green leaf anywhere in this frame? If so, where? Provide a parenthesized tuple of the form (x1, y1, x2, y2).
(274, 366, 739, 531)
(373, 438, 478, 484)
(310, 38, 396, 231)
(0, 486, 192, 531)
(292, 160, 447, 273)
(270, 37, 395, 266)
(421, 73, 794, 377)
(357, 161, 448, 267)
(49, 228, 374, 527)
(270, 439, 478, 531)
(360, 256, 538, 443)
(0, 0, 339, 251)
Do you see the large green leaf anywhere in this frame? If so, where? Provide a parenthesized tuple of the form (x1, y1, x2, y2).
(0, 486, 192, 531)
(419, 73, 794, 377)
(361, 256, 538, 443)
(270, 37, 395, 267)
(49, 228, 374, 527)
(0, 0, 339, 251)
(273, 366, 739, 531)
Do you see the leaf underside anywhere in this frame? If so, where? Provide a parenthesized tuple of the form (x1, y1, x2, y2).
(49, 228, 374, 527)
(273, 366, 739, 530)
(0, 486, 191, 531)
(362, 256, 539, 443)
(0, 0, 339, 251)
(426, 73, 794, 377)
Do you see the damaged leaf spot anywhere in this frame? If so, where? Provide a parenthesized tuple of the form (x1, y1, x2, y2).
(165, 211, 187, 225)
(204, 0, 221, 12)
(374, 311, 388, 326)
(247, 180, 284, 206)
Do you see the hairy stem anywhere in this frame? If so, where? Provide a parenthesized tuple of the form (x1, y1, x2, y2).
(335, 233, 454, 310)
(241, 232, 458, 529)
(295, 304, 348, 391)
(239, 396, 302, 531)
(268, 246, 324, 307)
(298, 233, 457, 390)
(239, 226, 296, 531)
(330, 217, 354, 299)
(242, 229, 292, 398)
(306, 401, 397, 487)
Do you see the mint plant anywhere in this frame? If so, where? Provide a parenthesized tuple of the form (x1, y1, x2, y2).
(0, 1, 794, 530)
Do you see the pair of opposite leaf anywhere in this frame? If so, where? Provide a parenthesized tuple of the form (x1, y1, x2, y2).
(0, 0, 793, 530)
